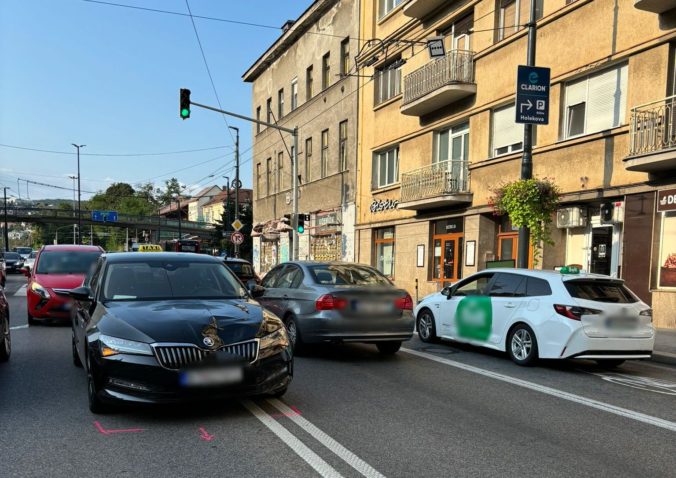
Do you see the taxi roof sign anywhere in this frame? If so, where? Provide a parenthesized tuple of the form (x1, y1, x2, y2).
(559, 266, 580, 274)
(138, 244, 163, 252)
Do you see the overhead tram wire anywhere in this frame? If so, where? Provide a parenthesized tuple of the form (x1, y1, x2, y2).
(0, 143, 231, 157)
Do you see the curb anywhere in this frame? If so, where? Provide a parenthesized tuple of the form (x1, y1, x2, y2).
(650, 351, 676, 366)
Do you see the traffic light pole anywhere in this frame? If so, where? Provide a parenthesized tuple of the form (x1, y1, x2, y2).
(517, 0, 538, 269)
(229, 127, 241, 258)
(72, 143, 85, 245)
(188, 100, 299, 260)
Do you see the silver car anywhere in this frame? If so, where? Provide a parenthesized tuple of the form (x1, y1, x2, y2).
(255, 262, 415, 355)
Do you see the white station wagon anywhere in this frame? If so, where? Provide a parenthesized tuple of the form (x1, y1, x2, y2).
(414, 269, 654, 367)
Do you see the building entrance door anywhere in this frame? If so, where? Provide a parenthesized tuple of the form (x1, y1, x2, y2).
(590, 226, 612, 275)
(433, 233, 463, 284)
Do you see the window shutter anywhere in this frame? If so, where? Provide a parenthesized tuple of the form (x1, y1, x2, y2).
(564, 77, 587, 108)
(586, 64, 627, 133)
(492, 104, 521, 152)
(372, 154, 379, 189)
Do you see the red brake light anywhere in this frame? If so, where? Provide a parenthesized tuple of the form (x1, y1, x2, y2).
(395, 293, 413, 310)
(315, 294, 347, 311)
(554, 304, 601, 321)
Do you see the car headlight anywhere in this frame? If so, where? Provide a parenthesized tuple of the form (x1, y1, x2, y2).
(31, 282, 51, 299)
(256, 310, 289, 360)
(99, 334, 153, 357)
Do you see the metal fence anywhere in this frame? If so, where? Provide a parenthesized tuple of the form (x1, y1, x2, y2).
(400, 160, 470, 203)
(403, 50, 475, 105)
(629, 95, 676, 156)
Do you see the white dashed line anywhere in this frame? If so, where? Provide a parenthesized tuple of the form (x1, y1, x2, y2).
(9, 325, 28, 330)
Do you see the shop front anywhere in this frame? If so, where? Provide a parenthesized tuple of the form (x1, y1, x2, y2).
(430, 218, 464, 286)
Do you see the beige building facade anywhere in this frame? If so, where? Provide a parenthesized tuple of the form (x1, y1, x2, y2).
(355, 0, 676, 328)
(243, 0, 360, 273)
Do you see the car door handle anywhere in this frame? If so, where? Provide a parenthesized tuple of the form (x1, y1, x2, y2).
(504, 302, 517, 308)
(283, 294, 289, 299)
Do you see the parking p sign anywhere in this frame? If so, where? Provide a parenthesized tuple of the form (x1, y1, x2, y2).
(516, 65, 550, 125)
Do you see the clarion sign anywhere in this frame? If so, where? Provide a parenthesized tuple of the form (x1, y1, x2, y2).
(657, 188, 676, 213)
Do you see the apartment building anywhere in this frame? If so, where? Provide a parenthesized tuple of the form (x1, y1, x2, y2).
(355, 0, 676, 328)
(243, 0, 359, 272)
(187, 185, 221, 223)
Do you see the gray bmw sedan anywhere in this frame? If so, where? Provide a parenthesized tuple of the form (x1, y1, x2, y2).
(255, 262, 414, 354)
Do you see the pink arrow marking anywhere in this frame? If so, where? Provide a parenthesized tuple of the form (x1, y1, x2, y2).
(199, 427, 215, 442)
(93, 421, 145, 435)
(270, 405, 302, 419)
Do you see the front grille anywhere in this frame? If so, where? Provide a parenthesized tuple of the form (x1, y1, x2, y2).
(152, 340, 259, 370)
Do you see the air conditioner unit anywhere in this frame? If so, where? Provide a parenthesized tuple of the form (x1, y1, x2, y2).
(600, 201, 625, 224)
(556, 207, 587, 229)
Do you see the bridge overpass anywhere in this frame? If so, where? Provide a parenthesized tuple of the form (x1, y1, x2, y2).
(3, 207, 215, 238)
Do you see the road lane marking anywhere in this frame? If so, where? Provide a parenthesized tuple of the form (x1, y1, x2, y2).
(268, 399, 386, 478)
(9, 325, 28, 330)
(13, 285, 27, 297)
(241, 400, 344, 478)
(584, 371, 676, 396)
(401, 347, 676, 433)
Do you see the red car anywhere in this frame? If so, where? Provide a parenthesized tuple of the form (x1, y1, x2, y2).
(26, 245, 104, 325)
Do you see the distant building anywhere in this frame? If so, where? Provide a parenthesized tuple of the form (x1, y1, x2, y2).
(187, 186, 221, 223)
(202, 188, 253, 225)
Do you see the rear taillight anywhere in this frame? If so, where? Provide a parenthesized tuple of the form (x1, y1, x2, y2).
(395, 293, 413, 310)
(554, 304, 601, 321)
(315, 294, 348, 311)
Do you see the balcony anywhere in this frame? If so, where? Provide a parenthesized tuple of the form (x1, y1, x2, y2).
(403, 0, 448, 19)
(634, 0, 676, 13)
(625, 95, 676, 173)
(399, 160, 472, 210)
(401, 50, 476, 116)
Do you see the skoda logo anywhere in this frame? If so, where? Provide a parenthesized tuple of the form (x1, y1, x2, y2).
(203, 336, 215, 347)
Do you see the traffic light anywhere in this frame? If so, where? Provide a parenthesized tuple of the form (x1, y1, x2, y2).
(179, 88, 191, 120)
(297, 213, 310, 234)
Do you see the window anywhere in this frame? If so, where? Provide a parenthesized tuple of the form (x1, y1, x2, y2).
(492, 104, 523, 156)
(446, 13, 473, 51)
(374, 227, 395, 278)
(305, 137, 312, 183)
(375, 62, 402, 105)
(489, 273, 526, 297)
(340, 38, 350, 77)
(266, 158, 272, 196)
(291, 79, 298, 111)
(290, 145, 295, 187)
(378, 0, 404, 18)
(453, 273, 495, 296)
(261, 265, 284, 288)
(524, 277, 552, 296)
(275, 265, 303, 289)
(306, 65, 314, 100)
(321, 129, 329, 178)
(256, 163, 262, 198)
(278, 88, 284, 118)
(309, 264, 391, 286)
(256, 106, 261, 134)
(322, 53, 331, 90)
(562, 64, 628, 139)
(497, 0, 543, 41)
(372, 147, 399, 189)
(277, 151, 284, 191)
(339, 120, 348, 171)
(266, 98, 272, 124)
(565, 280, 638, 303)
(658, 211, 676, 289)
(434, 122, 469, 187)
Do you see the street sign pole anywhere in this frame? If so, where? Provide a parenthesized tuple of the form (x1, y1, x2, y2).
(518, 0, 539, 269)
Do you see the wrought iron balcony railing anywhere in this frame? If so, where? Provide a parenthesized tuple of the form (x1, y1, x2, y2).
(629, 95, 676, 157)
(400, 160, 470, 204)
(402, 50, 475, 106)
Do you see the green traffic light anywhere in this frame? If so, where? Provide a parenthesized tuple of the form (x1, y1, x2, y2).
(181, 108, 190, 118)
(298, 225, 304, 234)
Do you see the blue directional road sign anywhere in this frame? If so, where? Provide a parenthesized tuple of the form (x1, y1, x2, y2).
(515, 65, 550, 125)
(91, 210, 118, 223)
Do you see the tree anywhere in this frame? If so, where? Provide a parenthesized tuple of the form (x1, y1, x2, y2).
(213, 195, 253, 260)
(157, 178, 185, 206)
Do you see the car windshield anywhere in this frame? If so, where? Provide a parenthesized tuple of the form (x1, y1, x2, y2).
(226, 262, 254, 276)
(308, 264, 392, 286)
(15, 247, 32, 255)
(565, 280, 638, 303)
(3, 253, 21, 260)
(102, 260, 247, 301)
(36, 251, 101, 274)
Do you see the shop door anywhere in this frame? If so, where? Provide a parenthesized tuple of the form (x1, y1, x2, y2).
(433, 234, 463, 284)
(590, 226, 612, 275)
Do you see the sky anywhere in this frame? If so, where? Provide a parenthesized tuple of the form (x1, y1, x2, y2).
(0, 0, 312, 201)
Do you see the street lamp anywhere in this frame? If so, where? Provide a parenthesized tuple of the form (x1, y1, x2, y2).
(68, 174, 77, 244)
(71, 144, 85, 244)
(172, 193, 182, 239)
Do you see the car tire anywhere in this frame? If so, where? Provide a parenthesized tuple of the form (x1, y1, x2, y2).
(0, 312, 10, 362)
(417, 309, 438, 343)
(595, 359, 625, 369)
(285, 315, 304, 355)
(86, 351, 111, 414)
(27, 312, 37, 326)
(507, 324, 539, 366)
(376, 341, 402, 355)
(72, 330, 82, 368)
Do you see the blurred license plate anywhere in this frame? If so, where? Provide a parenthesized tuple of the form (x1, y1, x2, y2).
(352, 301, 393, 314)
(179, 366, 243, 387)
(605, 316, 638, 330)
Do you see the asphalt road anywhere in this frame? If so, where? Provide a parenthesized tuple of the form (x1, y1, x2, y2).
(1, 274, 675, 478)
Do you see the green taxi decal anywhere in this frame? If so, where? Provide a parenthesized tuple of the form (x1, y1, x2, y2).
(455, 296, 492, 341)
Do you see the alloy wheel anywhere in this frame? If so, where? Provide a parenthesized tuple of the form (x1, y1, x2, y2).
(1, 315, 10, 358)
(286, 320, 297, 347)
(511, 329, 532, 361)
(418, 313, 433, 341)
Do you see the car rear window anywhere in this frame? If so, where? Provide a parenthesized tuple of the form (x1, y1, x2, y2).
(3, 253, 21, 260)
(36, 251, 101, 274)
(308, 264, 392, 286)
(225, 262, 254, 276)
(564, 280, 638, 303)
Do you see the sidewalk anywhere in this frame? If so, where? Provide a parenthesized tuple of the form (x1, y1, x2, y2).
(653, 328, 676, 366)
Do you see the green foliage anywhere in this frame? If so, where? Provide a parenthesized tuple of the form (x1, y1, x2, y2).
(213, 196, 253, 260)
(156, 178, 185, 206)
(490, 177, 560, 248)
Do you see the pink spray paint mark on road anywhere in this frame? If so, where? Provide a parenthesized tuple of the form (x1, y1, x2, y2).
(270, 405, 302, 419)
(199, 427, 215, 442)
(93, 421, 145, 435)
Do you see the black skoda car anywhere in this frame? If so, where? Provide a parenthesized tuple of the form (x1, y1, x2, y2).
(61, 252, 292, 413)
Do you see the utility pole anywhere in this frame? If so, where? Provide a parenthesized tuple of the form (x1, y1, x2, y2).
(229, 127, 241, 257)
(68, 174, 77, 245)
(72, 144, 85, 245)
(2, 187, 9, 252)
(223, 176, 230, 257)
(185, 98, 299, 260)
(517, 0, 538, 269)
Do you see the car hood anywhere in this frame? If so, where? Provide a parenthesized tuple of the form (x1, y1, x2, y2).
(33, 273, 85, 289)
(99, 299, 264, 346)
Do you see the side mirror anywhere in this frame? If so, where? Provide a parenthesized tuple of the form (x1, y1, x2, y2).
(55, 286, 93, 302)
(22, 268, 30, 277)
(442, 286, 455, 300)
(248, 284, 266, 299)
